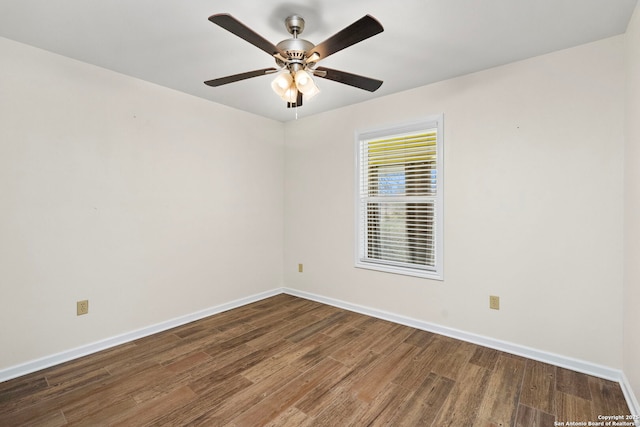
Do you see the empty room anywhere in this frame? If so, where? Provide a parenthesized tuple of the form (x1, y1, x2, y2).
(1, 0, 639, 425)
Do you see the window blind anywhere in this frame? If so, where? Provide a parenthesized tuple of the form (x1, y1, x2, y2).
(358, 128, 439, 272)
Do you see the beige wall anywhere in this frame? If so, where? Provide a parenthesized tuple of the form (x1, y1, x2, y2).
(0, 26, 633, 381)
(624, 1, 640, 405)
(0, 38, 284, 370)
(284, 36, 625, 368)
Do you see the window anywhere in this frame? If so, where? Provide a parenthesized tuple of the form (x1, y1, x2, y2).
(355, 116, 443, 279)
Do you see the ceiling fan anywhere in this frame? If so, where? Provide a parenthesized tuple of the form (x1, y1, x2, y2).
(204, 13, 384, 108)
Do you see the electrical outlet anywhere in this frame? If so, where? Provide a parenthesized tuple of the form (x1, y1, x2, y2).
(77, 300, 89, 316)
(298, 263, 303, 273)
(489, 295, 500, 310)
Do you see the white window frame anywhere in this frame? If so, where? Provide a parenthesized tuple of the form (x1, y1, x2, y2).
(354, 115, 444, 280)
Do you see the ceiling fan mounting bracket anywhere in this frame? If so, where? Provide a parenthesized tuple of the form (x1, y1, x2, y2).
(284, 15, 305, 36)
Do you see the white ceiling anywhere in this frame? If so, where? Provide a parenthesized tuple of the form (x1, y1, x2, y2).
(0, 0, 637, 122)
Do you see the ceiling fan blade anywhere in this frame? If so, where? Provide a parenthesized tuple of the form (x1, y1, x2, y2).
(204, 68, 278, 87)
(313, 67, 383, 92)
(209, 13, 286, 58)
(307, 15, 383, 62)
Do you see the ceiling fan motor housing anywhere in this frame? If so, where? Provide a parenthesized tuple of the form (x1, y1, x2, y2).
(276, 38, 315, 71)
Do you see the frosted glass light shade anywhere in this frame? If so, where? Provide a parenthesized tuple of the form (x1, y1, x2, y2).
(303, 84, 320, 100)
(271, 72, 293, 97)
(281, 86, 298, 103)
(294, 70, 318, 95)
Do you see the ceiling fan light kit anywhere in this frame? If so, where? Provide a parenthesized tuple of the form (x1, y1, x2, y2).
(271, 68, 319, 106)
(205, 12, 384, 109)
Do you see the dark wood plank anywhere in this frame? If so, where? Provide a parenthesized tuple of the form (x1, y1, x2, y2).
(385, 373, 455, 426)
(557, 366, 592, 400)
(0, 405, 67, 427)
(285, 311, 348, 343)
(368, 323, 414, 354)
(432, 362, 492, 426)
(556, 391, 593, 423)
(0, 375, 49, 409)
(477, 355, 526, 426)
(308, 385, 369, 426)
(64, 394, 138, 425)
(392, 336, 454, 391)
(330, 318, 397, 367)
(189, 338, 291, 394)
(265, 407, 313, 427)
(515, 404, 556, 427)
(295, 349, 380, 417)
(150, 374, 253, 425)
(207, 364, 303, 423)
(403, 328, 436, 348)
(520, 359, 557, 414)
(60, 364, 175, 424)
(351, 342, 419, 403)
(588, 376, 632, 418)
(428, 336, 476, 380)
(316, 309, 370, 337)
(228, 357, 347, 426)
(469, 346, 501, 370)
(163, 351, 212, 374)
(242, 334, 329, 383)
(290, 326, 364, 371)
(130, 369, 192, 405)
(201, 324, 276, 358)
(357, 382, 414, 426)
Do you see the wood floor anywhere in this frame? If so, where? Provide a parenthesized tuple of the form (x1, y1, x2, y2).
(0, 294, 631, 426)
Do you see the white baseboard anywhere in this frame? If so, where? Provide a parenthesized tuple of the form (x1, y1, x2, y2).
(2, 286, 638, 418)
(282, 287, 639, 416)
(621, 372, 640, 419)
(0, 288, 283, 383)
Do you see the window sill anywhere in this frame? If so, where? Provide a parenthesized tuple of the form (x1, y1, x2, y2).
(355, 261, 443, 280)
